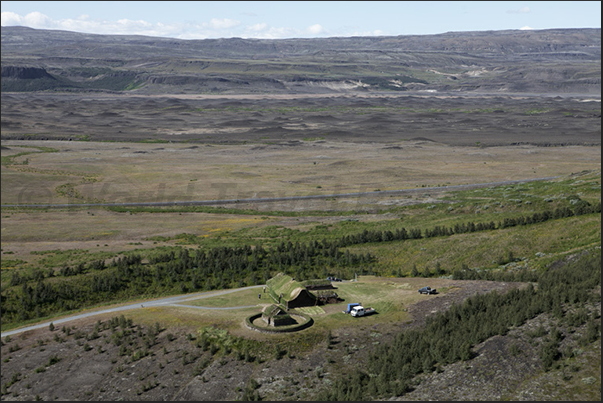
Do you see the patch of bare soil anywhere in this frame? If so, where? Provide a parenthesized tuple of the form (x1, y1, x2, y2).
(7, 279, 597, 401)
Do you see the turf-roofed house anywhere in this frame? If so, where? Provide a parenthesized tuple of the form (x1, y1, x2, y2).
(265, 273, 341, 310)
(261, 304, 295, 327)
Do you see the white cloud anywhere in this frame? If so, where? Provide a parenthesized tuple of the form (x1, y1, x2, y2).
(209, 18, 240, 30)
(519, 26, 535, 30)
(248, 22, 268, 32)
(1, 11, 22, 26)
(0, 11, 239, 39)
(306, 24, 324, 35)
(1, 11, 55, 28)
(117, 19, 153, 29)
(243, 26, 294, 39)
(24, 11, 54, 28)
(243, 24, 335, 39)
(1, 11, 364, 39)
(507, 6, 531, 14)
(346, 29, 386, 37)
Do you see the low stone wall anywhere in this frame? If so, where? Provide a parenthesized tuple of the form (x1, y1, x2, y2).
(245, 312, 313, 334)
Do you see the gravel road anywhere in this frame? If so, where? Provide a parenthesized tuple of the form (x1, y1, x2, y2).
(0, 285, 264, 337)
(0, 176, 560, 209)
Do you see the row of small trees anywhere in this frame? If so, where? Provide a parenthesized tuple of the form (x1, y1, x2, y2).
(332, 202, 600, 248)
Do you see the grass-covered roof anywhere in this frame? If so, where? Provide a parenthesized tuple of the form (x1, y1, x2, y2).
(266, 273, 313, 302)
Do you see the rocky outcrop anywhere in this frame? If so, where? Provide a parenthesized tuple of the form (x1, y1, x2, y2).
(1, 66, 54, 80)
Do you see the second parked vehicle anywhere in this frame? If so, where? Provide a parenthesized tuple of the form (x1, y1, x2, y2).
(418, 286, 437, 295)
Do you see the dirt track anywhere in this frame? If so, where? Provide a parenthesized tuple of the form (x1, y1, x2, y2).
(0, 176, 561, 208)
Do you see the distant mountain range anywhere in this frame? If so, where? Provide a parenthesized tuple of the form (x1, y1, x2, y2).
(1, 26, 600, 95)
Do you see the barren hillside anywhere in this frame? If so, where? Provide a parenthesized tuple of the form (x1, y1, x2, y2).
(1, 27, 600, 94)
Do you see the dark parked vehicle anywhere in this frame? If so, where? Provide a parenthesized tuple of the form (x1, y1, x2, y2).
(418, 286, 436, 294)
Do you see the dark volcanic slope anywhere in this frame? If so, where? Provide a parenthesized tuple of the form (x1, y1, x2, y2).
(1, 92, 600, 146)
(1, 26, 600, 95)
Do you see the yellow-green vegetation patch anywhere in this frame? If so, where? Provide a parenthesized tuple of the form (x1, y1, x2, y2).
(82, 230, 122, 240)
(130, 304, 256, 333)
(1, 145, 58, 166)
(314, 278, 412, 324)
(0, 210, 265, 244)
(334, 278, 408, 307)
(0, 258, 27, 269)
(184, 288, 264, 308)
(0, 170, 77, 205)
(346, 215, 601, 275)
(295, 306, 326, 315)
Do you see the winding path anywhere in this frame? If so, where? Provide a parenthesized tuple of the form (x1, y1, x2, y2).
(1, 285, 264, 337)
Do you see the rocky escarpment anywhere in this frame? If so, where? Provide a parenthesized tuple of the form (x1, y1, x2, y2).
(1, 65, 55, 80)
(1, 26, 600, 95)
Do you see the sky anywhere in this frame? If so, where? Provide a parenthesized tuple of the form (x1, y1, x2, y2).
(1, 1, 601, 40)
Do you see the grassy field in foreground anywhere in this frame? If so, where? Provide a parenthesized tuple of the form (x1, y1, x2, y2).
(116, 275, 427, 346)
(184, 287, 266, 308)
